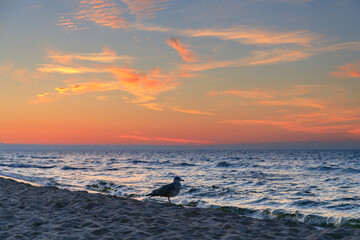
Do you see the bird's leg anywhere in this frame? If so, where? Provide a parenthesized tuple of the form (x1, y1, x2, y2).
(168, 197, 171, 203)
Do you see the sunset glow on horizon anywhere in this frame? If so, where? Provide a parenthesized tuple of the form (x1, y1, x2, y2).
(1, 0, 360, 145)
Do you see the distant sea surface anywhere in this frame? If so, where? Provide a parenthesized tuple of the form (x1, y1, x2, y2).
(1, 150, 359, 228)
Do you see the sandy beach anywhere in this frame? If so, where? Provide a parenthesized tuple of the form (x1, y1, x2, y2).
(0, 177, 359, 240)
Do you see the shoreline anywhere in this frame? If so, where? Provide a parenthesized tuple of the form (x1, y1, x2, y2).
(1, 177, 360, 239)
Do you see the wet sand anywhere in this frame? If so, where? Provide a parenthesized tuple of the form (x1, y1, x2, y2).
(0, 176, 359, 239)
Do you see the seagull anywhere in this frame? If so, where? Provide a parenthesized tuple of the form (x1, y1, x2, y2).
(146, 176, 184, 203)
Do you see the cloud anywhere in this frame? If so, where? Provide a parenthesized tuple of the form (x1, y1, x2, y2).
(35, 47, 178, 104)
(183, 26, 318, 46)
(74, 0, 129, 29)
(171, 107, 215, 115)
(123, 0, 171, 20)
(316, 42, 360, 52)
(221, 105, 360, 136)
(331, 61, 360, 78)
(246, 49, 311, 65)
(37, 64, 102, 74)
(141, 102, 164, 111)
(118, 134, 213, 144)
(0, 63, 44, 82)
(65, 0, 171, 30)
(257, 99, 324, 109)
(180, 49, 311, 72)
(208, 89, 273, 99)
(107, 66, 177, 103)
(166, 37, 200, 63)
(46, 46, 133, 64)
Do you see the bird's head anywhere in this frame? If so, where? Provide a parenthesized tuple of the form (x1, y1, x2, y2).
(174, 176, 184, 183)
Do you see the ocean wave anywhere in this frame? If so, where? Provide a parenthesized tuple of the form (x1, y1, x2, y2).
(342, 168, 360, 173)
(86, 180, 125, 194)
(213, 206, 360, 228)
(31, 156, 61, 159)
(307, 166, 341, 171)
(0, 163, 56, 169)
(292, 199, 328, 207)
(175, 162, 197, 167)
(61, 166, 90, 170)
(216, 161, 232, 167)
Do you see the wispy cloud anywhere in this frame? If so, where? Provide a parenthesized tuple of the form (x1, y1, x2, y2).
(257, 98, 324, 109)
(56, 16, 90, 31)
(123, 0, 171, 20)
(222, 109, 360, 136)
(183, 26, 319, 46)
(180, 49, 311, 72)
(0, 63, 44, 82)
(141, 102, 164, 111)
(47, 46, 133, 64)
(166, 37, 200, 63)
(208, 89, 273, 99)
(35, 47, 177, 104)
(62, 0, 171, 30)
(107, 66, 177, 103)
(74, 0, 129, 29)
(37, 64, 102, 74)
(118, 134, 213, 144)
(331, 61, 360, 78)
(171, 107, 215, 115)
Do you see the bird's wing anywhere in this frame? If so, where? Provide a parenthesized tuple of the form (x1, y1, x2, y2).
(151, 183, 175, 196)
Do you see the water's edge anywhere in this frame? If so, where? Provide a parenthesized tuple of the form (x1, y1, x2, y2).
(2, 174, 359, 229)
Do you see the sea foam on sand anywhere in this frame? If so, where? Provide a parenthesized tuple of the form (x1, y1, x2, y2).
(0, 177, 359, 240)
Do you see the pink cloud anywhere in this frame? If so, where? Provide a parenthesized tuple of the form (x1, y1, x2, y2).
(35, 47, 178, 104)
(0, 63, 43, 82)
(180, 49, 311, 72)
(171, 107, 214, 115)
(183, 26, 318, 46)
(331, 62, 360, 78)
(166, 37, 200, 63)
(47, 46, 133, 64)
(67, 0, 171, 30)
(75, 0, 129, 29)
(118, 135, 213, 144)
(123, 0, 171, 20)
(222, 106, 360, 136)
(208, 89, 273, 99)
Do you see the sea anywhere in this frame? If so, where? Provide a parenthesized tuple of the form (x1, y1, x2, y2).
(0, 149, 359, 228)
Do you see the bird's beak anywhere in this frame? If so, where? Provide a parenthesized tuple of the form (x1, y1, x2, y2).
(181, 179, 184, 181)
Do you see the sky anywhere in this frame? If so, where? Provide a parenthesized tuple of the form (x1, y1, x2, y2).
(0, 0, 359, 145)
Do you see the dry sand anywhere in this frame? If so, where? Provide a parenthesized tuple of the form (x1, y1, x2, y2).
(0, 177, 359, 240)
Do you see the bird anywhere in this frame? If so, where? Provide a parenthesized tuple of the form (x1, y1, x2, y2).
(146, 176, 184, 203)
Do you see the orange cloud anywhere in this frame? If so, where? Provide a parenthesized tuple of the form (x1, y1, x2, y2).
(70, 0, 171, 30)
(208, 89, 273, 99)
(35, 48, 178, 104)
(183, 26, 318, 46)
(56, 16, 90, 31)
(118, 135, 213, 144)
(222, 106, 360, 136)
(258, 99, 324, 109)
(171, 107, 215, 115)
(331, 62, 360, 78)
(37, 64, 102, 74)
(166, 37, 200, 63)
(123, 0, 171, 20)
(47, 46, 133, 64)
(247, 49, 311, 65)
(0, 63, 44, 82)
(75, 0, 129, 29)
(107, 66, 177, 103)
(180, 49, 310, 72)
(141, 102, 164, 111)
